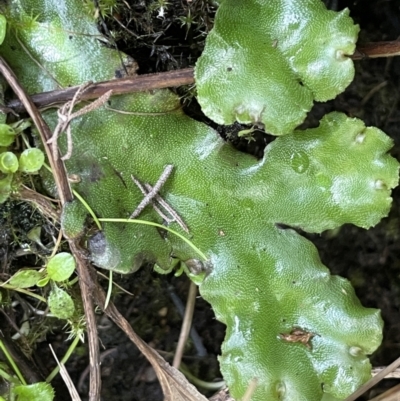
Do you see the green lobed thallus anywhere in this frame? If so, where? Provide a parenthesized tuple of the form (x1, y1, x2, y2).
(0, 0, 398, 400)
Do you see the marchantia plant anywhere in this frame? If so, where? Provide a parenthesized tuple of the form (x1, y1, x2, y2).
(0, 0, 399, 400)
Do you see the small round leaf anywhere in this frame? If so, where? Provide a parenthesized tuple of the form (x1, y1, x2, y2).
(0, 152, 18, 173)
(18, 148, 45, 173)
(9, 269, 42, 288)
(0, 124, 16, 147)
(48, 287, 75, 319)
(14, 382, 55, 401)
(47, 252, 76, 282)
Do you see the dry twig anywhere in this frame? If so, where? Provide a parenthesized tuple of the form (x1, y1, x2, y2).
(344, 355, 400, 401)
(130, 165, 189, 233)
(7, 68, 194, 112)
(172, 281, 197, 369)
(47, 84, 112, 161)
(0, 56, 102, 401)
(6, 41, 400, 113)
(92, 285, 208, 401)
(130, 165, 174, 219)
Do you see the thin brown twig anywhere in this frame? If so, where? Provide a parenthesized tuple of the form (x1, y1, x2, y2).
(92, 285, 208, 401)
(6, 41, 400, 113)
(353, 41, 400, 60)
(143, 183, 189, 233)
(372, 367, 400, 379)
(131, 176, 175, 223)
(48, 86, 112, 161)
(172, 281, 197, 369)
(0, 57, 71, 204)
(7, 68, 195, 113)
(0, 56, 102, 401)
(368, 383, 400, 401)
(130, 167, 189, 233)
(18, 186, 61, 222)
(344, 355, 400, 401)
(130, 165, 174, 219)
(47, 82, 93, 161)
(49, 344, 82, 401)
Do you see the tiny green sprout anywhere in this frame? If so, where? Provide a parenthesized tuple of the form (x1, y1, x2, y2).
(36, 277, 50, 287)
(178, 10, 197, 39)
(0, 124, 17, 147)
(149, 0, 170, 18)
(238, 126, 256, 142)
(0, 152, 18, 174)
(82, 0, 119, 19)
(18, 148, 45, 173)
(9, 119, 31, 135)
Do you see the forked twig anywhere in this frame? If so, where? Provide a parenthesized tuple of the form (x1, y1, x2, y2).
(47, 83, 112, 161)
(130, 165, 174, 219)
(143, 183, 189, 233)
(130, 165, 189, 233)
(131, 176, 174, 223)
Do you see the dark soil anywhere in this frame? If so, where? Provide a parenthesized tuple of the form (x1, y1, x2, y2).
(1, 0, 400, 400)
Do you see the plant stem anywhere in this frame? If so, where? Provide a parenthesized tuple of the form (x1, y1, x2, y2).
(0, 367, 20, 385)
(0, 283, 47, 303)
(0, 340, 26, 385)
(98, 217, 208, 260)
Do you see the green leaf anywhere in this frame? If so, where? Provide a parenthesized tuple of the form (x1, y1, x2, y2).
(36, 276, 50, 287)
(0, 124, 16, 146)
(47, 286, 75, 319)
(195, 0, 359, 135)
(0, 15, 6, 46)
(13, 382, 55, 401)
(55, 99, 394, 400)
(0, 151, 18, 173)
(0, 174, 12, 203)
(47, 252, 76, 282)
(0, 0, 129, 93)
(9, 269, 42, 288)
(18, 148, 45, 173)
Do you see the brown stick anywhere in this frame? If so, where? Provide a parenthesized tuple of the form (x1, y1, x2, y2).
(344, 355, 400, 401)
(353, 41, 400, 60)
(5, 41, 400, 113)
(172, 281, 197, 369)
(7, 68, 195, 113)
(0, 56, 102, 401)
(0, 57, 72, 204)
